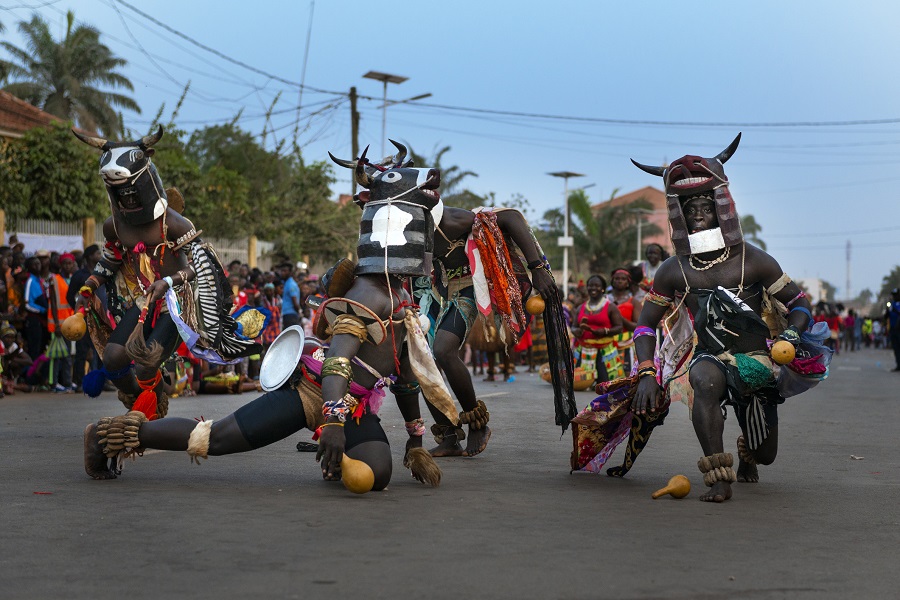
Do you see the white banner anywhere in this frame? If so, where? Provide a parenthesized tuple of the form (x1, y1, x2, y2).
(4, 233, 83, 255)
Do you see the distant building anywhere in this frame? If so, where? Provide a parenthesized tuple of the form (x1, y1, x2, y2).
(591, 186, 672, 258)
(0, 89, 63, 139)
(796, 278, 827, 305)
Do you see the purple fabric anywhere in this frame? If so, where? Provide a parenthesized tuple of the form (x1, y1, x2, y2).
(299, 355, 393, 415)
(166, 289, 240, 365)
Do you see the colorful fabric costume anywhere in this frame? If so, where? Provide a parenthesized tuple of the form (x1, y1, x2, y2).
(573, 298, 624, 381)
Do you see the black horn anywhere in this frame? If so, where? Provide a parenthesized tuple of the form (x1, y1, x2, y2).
(355, 145, 374, 188)
(715, 132, 742, 164)
(630, 159, 666, 177)
(72, 129, 108, 150)
(388, 139, 407, 167)
(328, 152, 358, 170)
(139, 125, 164, 149)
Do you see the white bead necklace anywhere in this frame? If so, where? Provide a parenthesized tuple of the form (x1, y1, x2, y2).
(689, 245, 730, 271)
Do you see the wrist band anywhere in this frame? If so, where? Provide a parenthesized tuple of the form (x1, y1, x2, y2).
(786, 290, 807, 308)
(163, 276, 174, 288)
(527, 259, 545, 270)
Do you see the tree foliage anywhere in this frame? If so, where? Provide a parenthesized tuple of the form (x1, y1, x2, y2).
(544, 190, 660, 279)
(0, 121, 107, 224)
(1, 11, 139, 136)
(148, 122, 350, 263)
(406, 144, 485, 210)
(878, 266, 900, 305)
(740, 214, 766, 250)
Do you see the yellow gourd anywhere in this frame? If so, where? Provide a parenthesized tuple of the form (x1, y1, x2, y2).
(770, 340, 796, 365)
(61, 311, 87, 341)
(340, 454, 375, 494)
(651, 474, 691, 499)
(525, 294, 545, 315)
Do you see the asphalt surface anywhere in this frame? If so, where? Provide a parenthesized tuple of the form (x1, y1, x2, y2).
(1, 347, 898, 599)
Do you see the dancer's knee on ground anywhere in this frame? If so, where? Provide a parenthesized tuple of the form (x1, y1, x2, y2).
(347, 441, 392, 491)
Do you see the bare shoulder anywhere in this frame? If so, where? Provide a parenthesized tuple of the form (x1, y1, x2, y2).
(743, 243, 783, 282)
(442, 207, 475, 237)
(343, 276, 394, 320)
(101, 217, 117, 241)
(653, 256, 686, 295)
(165, 209, 197, 238)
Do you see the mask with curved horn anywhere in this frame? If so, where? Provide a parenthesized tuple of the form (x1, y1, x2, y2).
(139, 125, 164, 149)
(715, 132, 742, 164)
(355, 146, 374, 188)
(72, 130, 109, 150)
(631, 133, 744, 256)
(388, 139, 407, 167)
(327, 152, 357, 170)
(630, 159, 666, 177)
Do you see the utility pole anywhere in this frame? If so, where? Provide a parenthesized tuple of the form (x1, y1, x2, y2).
(846, 239, 852, 302)
(349, 86, 360, 197)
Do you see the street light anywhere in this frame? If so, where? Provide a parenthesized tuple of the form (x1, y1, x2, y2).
(364, 71, 427, 157)
(628, 207, 655, 262)
(548, 171, 585, 299)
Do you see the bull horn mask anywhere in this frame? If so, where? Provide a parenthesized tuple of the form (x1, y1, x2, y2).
(328, 145, 374, 188)
(72, 130, 109, 150)
(388, 139, 408, 168)
(73, 125, 165, 152)
(630, 132, 742, 179)
(139, 125, 164, 150)
(630, 133, 743, 256)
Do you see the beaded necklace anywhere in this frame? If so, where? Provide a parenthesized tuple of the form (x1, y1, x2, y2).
(688, 245, 730, 271)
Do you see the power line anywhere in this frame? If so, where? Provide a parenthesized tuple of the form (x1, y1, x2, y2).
(406, 101, 900, 129)
(114, 0, 341, 96)
(765, 225, 900, 238)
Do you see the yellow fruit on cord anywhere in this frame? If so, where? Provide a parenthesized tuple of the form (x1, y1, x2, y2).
(652, 474, 691, 499)
(771, 340, 796, 365)
(61, 312, 86, 341)
(525, 294, 545, 315)
(340, 454, 375, 494)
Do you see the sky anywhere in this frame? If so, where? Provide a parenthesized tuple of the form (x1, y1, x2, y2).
(2, 0, 899, 298)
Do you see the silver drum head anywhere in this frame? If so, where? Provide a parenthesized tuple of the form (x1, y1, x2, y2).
(259, 325, 306, 391)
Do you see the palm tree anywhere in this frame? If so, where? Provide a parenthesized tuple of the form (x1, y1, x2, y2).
(407, 144, 484, 209)
(1, 11, 139, 135)
(740, 214, 766, 250)
(0, 20, 8, 82)
(567, 190, 661, 278)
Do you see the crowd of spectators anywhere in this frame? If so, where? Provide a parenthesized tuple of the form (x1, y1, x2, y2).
(1, 236, 321, 398)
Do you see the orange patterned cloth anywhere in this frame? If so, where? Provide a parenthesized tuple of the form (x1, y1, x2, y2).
(471, 211, 527, 341)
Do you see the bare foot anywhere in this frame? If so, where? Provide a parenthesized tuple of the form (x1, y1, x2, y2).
(429, 436, 465, 457)
(699, 481, 732, 502)
(83, 423, 116, 480)
(463, 425, 491, 457)
(737, 459, 759, 483)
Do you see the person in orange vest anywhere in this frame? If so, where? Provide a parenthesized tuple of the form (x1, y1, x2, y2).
(47, 252, 77, 393)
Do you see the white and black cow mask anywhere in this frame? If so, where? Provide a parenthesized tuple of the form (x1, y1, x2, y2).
(73, 125, 169, 226)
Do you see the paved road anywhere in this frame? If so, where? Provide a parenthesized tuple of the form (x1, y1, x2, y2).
(2, 347, 898, 599)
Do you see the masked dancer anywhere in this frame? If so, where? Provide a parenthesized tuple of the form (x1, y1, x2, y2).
(571, 134, 832, 501)
(73, 127, 265, 421)
(84, 143, 449, 490)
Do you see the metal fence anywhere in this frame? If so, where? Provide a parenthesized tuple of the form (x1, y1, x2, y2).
(13, 218, 82, 237)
